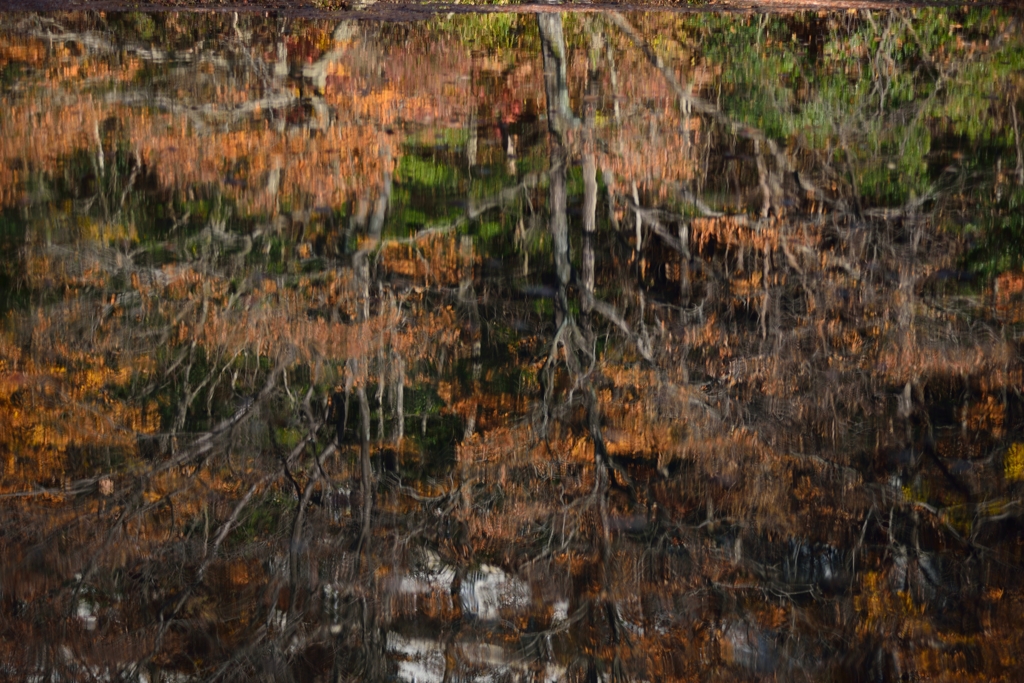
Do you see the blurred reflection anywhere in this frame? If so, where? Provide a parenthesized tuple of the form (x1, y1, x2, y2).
(2, 8, 1024, 682)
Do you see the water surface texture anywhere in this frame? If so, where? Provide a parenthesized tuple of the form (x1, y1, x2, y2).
(2, 8, 1024, 682)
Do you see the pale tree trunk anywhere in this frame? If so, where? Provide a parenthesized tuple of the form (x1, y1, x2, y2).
(367, 141, 392, 243)
(539, 14, 572, 322)
(392, 354, 404, 445)
(582, 28, 601, 312)
(466, 110, 478, 171)
(538, 14, 572, 140)
(357, 384, 373, 553)
(459, 236, 481, 439)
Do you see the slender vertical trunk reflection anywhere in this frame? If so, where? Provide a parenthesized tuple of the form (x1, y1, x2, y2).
(582, 27, 600, 313)
(357, 383, 373, 553)
(466, 110, 478, 171)
(368, 142, 393, 243)
(538, 14, 571, 317)
(460, 236, 482, 439)
(539, 15, 625, 678)
(392, 354, 404, 445)
(538, 14, 572, 141)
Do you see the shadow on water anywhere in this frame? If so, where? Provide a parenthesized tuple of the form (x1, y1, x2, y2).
(2, 6, 1024, 682)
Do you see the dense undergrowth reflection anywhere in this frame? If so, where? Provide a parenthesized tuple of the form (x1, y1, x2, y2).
(2, 7, 1024, 682)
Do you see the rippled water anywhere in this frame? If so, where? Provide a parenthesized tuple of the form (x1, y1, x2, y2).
(2, 7, 1024, 682)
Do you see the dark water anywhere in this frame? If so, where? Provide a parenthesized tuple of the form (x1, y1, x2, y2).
(2, 8, 1024, 681)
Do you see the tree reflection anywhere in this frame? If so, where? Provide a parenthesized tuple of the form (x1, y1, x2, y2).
(1, 7, 1024, 682)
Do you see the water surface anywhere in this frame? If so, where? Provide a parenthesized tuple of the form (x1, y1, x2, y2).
(2, 8, 1024, 681)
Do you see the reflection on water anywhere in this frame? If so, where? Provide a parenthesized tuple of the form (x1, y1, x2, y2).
(2, 7, 1024, 681)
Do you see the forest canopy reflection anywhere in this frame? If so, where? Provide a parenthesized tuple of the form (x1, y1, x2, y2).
(2, 7, 1024, 682)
